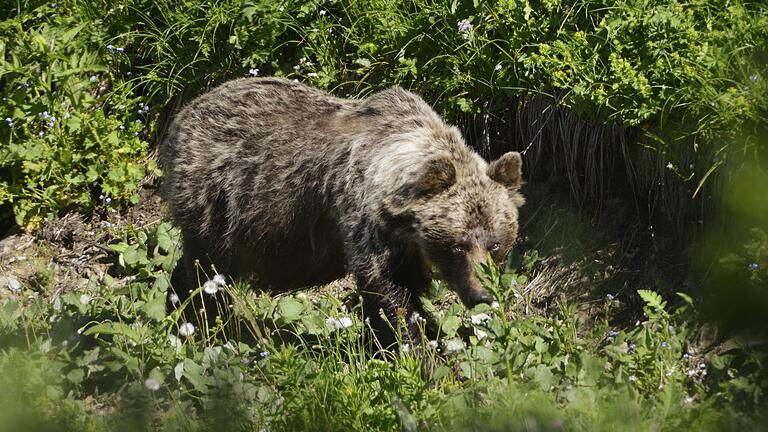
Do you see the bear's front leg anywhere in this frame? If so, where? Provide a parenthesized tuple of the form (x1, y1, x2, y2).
(352, 256, 435, 351)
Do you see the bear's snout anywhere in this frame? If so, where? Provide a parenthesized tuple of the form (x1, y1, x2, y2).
(465, 288, 493, 307)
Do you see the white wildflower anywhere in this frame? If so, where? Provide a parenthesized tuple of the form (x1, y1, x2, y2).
(319, 9, 326, 16)
(326, 316, 353, 329)
(212, 274, 226, 286)
(203, 280, 220, 295)
(491, 301, 500, 309)
(144, 378, 160, 391)
(79, 294, 92, 305)
(495, 63, 502, 71)
(307, 72, 319, 78)
(169, 293, 180, 305)
(249, 68, 260, 76)
(179, 322, 195, 337)
(475, 328, 488, 340)
(409, 312, 421, 324)
(325, 317, 339, 329)
(401, 343, 411, 353)
(427, 340, 438, 350)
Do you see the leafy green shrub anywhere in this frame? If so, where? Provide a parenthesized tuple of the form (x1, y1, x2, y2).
(1, 2, 154, 229)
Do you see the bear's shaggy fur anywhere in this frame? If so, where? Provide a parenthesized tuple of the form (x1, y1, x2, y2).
(160, 77, 524, 346)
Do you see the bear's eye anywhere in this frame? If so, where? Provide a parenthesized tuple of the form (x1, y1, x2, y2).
(451, 244, 468, 255)
(489, 242, 501, 252)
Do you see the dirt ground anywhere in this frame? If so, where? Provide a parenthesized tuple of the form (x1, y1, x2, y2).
(0, 186, 164, 303)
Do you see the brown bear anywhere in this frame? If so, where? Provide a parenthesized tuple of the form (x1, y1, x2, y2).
(160, 77, 524, 348)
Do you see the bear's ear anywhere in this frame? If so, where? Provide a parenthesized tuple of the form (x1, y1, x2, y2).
(488, 151, 523, 191)
(414, 155, 457, 198)
(392, 155, 456, 211)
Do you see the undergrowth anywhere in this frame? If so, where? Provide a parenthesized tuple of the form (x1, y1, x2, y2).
(2, 0, 767, 228)
(0, 222, 765, 431)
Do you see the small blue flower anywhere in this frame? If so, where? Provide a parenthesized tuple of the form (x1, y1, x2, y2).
(116, 47, 125, 53)
(138, 102, 145, 108)
(119, 125, 125, 131)
(106, 44, 114, 52)
(126, 71, 133, 77)
(683, 353, 690, 359)
(260, 351, 269, 358)
(41, 111, 50, 119)
(5, 117, 12, 126)
(457, 19, 472, 33)
(748, 263, 759, 271)
(38, 130, 45, 137)
(661, 341, 668, 348)
(628, 342, 637, 351)
(608, 330, 619, 337)
(48, 121, 54, 128)
(606, 294, 614, 301)
(136, 119, 143, 124)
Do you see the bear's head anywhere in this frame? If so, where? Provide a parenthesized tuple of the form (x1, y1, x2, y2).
(388, 150, 525, 308)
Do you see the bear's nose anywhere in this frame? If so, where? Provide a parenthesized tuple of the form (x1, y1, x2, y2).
(467, 290, 493, 307)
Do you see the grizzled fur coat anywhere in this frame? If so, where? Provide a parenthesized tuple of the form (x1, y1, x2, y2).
(160, 77, 524, 347)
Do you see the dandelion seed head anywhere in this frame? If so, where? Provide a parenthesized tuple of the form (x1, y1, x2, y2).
(337, 316, 353, 328)
(144, 378, 160, 391)
(203, 280, 220, 295)
(179, 322, 195, 337)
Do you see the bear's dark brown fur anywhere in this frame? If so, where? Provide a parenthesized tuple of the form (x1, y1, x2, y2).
(160, 77, 524, 347)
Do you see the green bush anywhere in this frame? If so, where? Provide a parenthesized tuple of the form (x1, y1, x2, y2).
(0, 2, 157, 229)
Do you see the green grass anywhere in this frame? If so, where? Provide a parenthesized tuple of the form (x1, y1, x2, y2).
(0, 222, 766, 430)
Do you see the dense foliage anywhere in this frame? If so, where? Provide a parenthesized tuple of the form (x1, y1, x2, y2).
(2, 0, 767, 227)
(0, 223, 765, 430)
